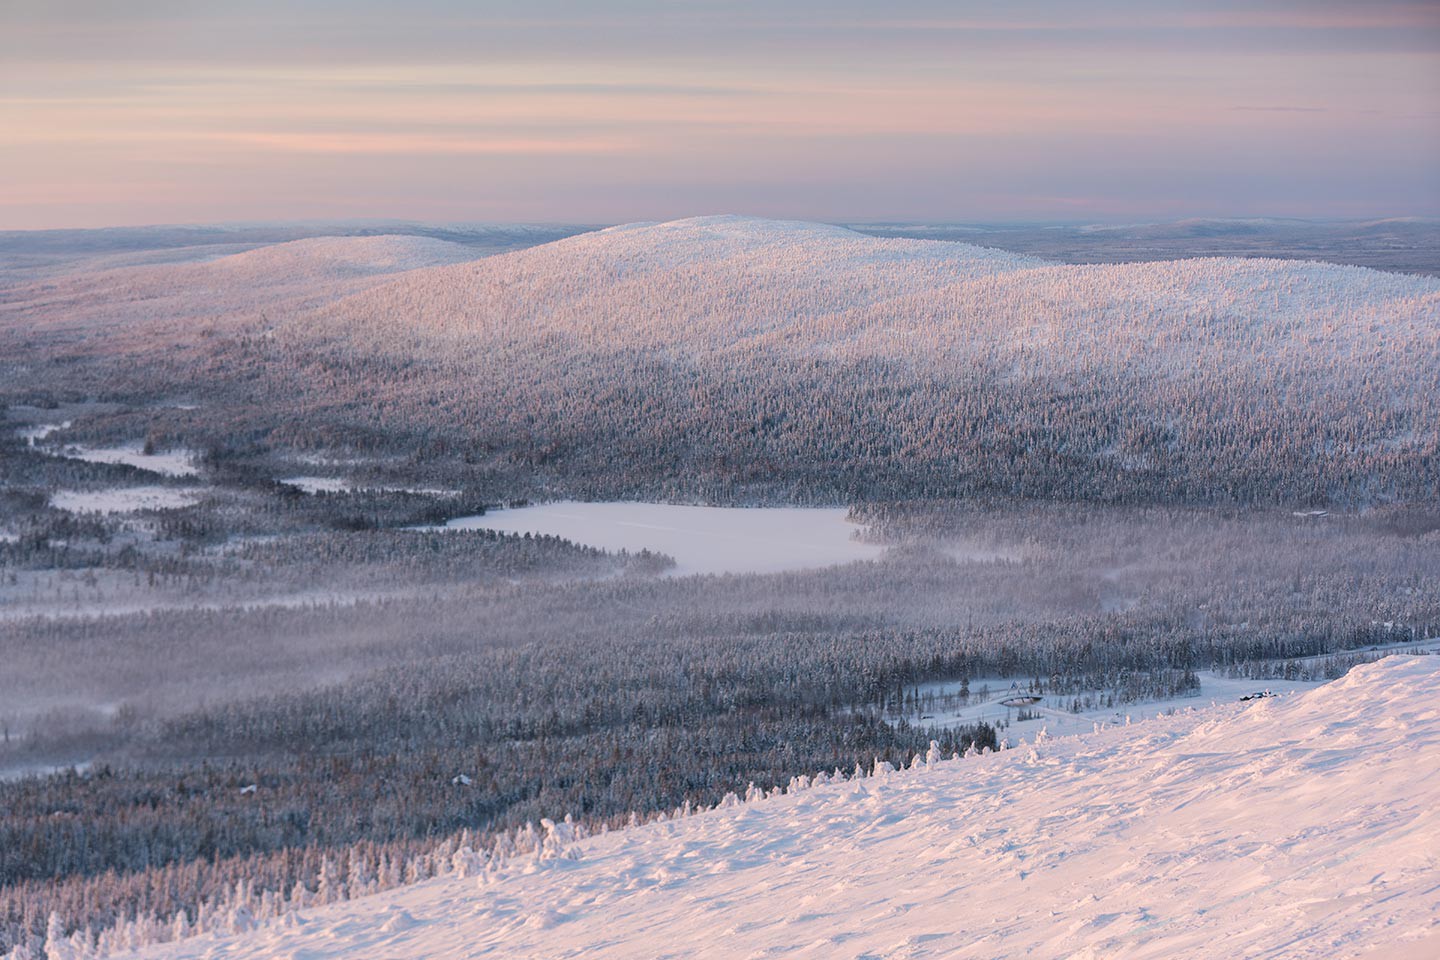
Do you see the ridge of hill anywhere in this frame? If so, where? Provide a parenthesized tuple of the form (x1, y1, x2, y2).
(315, 214, 1435, 341)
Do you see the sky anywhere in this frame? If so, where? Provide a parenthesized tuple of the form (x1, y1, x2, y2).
(2, 0, 1438, 229)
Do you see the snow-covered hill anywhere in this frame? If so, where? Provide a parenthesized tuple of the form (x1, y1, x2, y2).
(2, 234, 485, 337)
(7, 215, 1438, 503)
(190, 234, 486, 279)
(134, 656, 1440, 960)
(301, 214, 1439, 408)
(309, 214, 1436, 347)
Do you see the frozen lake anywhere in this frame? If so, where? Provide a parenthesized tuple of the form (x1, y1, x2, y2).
(439, 501, 886, 577)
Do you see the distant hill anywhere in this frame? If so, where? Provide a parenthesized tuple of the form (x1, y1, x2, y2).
(1, 234, 487, 341)
(4, 216, 1438, 505)
(0, 222, 598, 287)
(199, 234, 487, 277)
(850, 217, 1440, 276)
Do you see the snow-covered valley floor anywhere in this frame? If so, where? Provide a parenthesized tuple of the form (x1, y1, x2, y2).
(135, 656, 1440, 960)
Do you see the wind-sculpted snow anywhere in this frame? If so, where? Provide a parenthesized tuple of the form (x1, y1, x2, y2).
(127, 656, 1440, 960)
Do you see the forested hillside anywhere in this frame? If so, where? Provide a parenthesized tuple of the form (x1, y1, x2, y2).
(5, 217, 1435, 506)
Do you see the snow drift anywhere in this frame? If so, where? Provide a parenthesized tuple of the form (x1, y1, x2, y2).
(134, 656, 1440, 960)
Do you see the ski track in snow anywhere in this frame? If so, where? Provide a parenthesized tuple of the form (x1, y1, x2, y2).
(135, 656, 1440, 960)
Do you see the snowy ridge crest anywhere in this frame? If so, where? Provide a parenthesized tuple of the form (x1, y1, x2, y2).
(309, 214, 1439, 356)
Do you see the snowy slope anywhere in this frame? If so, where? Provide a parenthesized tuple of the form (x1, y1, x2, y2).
(307, 215, 1052, 342)
(196, 234, 486, 279)
(14, 215, 1438, 406)
(135, 656, 1440, 960)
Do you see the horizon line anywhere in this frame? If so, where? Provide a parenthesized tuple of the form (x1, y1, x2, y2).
(3, 213, 1436, 235)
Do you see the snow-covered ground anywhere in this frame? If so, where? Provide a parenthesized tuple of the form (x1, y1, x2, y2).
(435, 501, 886, 577)
(894, 637, 1440, 743)
(48, 486, 204, 514)
(53, 443, 200, 477)
(278, 476, 358, 494)
(908, 672, 1322, 742)
(131, 655, 1440, 960)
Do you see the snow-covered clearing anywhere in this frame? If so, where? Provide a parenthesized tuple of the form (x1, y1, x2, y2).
(279, 476, 457, 496)
(0, 760, 95, 783)
(51, 443, 200, 477)
(435, 501, 885, 576)
(899, 637, 1440, 744)
(277, 476, 353, 494)
(48, 486, 204, 514)
(133, 655, 1440, 960)
(905, 672, 1318, 742)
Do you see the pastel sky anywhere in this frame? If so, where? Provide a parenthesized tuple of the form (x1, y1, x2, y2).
(3, 0, 1438, 228)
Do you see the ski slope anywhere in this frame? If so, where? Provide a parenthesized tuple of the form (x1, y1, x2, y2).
(135, 656, 1440, 960)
